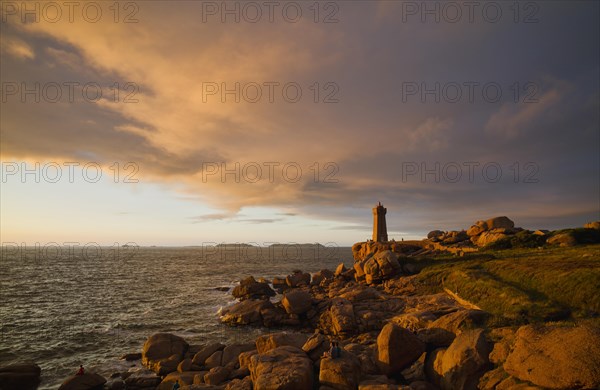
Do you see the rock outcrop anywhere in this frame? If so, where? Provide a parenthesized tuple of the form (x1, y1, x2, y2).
(0, 363, 41, 390)
(248, 346, 314, 390)
(319, 349, 362, 389)
(282, 289, 312, 314)
(377, 323, 425, 375)
(427, 329, 491, 390)
(255, 332, 309, 354)
(503, 324, 600, 389)
(232, 276, 275, 300)
(142, 333, 189, 375)
(58, 372, 107, 390)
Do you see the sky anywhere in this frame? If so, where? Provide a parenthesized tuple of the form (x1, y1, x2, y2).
(1, 0, 599, 246)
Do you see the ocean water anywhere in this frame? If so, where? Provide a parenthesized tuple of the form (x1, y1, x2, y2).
(0, 245, 353, 389)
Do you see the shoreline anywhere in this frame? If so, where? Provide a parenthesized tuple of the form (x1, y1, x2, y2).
(2, 218, 599, 389)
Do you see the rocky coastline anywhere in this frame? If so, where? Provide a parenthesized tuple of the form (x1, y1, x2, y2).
(1, 217, 599, 390)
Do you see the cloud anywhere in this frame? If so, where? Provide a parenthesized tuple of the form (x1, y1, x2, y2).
(485, 81, 566, 139)
(1, 1, 598, 235)
(0, 35, 35, 60)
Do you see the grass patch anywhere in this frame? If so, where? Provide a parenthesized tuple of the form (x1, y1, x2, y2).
(412, 244, 600, 327)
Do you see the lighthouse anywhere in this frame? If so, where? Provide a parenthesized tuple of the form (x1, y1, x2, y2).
(372, 202, 388, 242)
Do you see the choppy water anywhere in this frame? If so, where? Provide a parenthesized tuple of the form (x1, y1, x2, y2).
(0, 245, 352, 389)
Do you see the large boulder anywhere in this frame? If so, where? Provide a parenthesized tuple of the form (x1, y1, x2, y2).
(584, 221, 600, 230)
(249, 346, 314, 390)
(302, 333, 330, 361)
(427, 230, 444, 240)
(204, 366, 231, 385)
(232, 276, 275, 300)
(335, 263, 347, 276)
(485, 216, 514, 230)
(226, 376, 253, 390)
(377, 323, 425, 375)
(282, 289, 312, 315)
(157, 371, 196, 389)
(220, 299, 275, 326)
(239, 350, 258, 369)
(546, 232, 577, 247)
(311, 269, 335, 286)
(428, 310, 488, 335)
(123, 368, 162, 388)
(286, 271, 311, 287)
(330, 298, 356, 335)
(142, 333, 189, 375)
(0, 363, 41, 390)
(255, 332, 309, 354)
(221, 343, 256, 367)
(503, 324, 600, 389)
(192, 343, 225, 366)
(428, 329, 491, 390)
(344, 343, 380, 376)
(362, 250, 401, 284)
(319, 349, 362, 389)
(475, 231, 508, 247)
(466, 222, 486, 237)
(58, 373, 107, 390)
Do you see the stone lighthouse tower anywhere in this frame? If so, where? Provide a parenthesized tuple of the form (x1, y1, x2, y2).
(372, 202, 388, 242)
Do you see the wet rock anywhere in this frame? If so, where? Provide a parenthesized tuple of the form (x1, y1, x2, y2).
(232, 276, 275, 300)
(58, 372, 107, 390)
(120, 352, 142, 361)
(0, 362, 41, 390)
(220, 299, 273, 326)
(142, 333, 189, 375)
(123, 369, 161, 389)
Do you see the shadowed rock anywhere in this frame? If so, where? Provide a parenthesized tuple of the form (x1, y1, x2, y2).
(0, 363, 41, 390)
(58, 372, 106, 390)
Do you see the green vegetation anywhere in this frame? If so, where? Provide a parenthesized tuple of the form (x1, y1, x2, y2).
(409, 244, 600, 327)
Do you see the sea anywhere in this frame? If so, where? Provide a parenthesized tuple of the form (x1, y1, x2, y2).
(0, 244, 353, 389)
